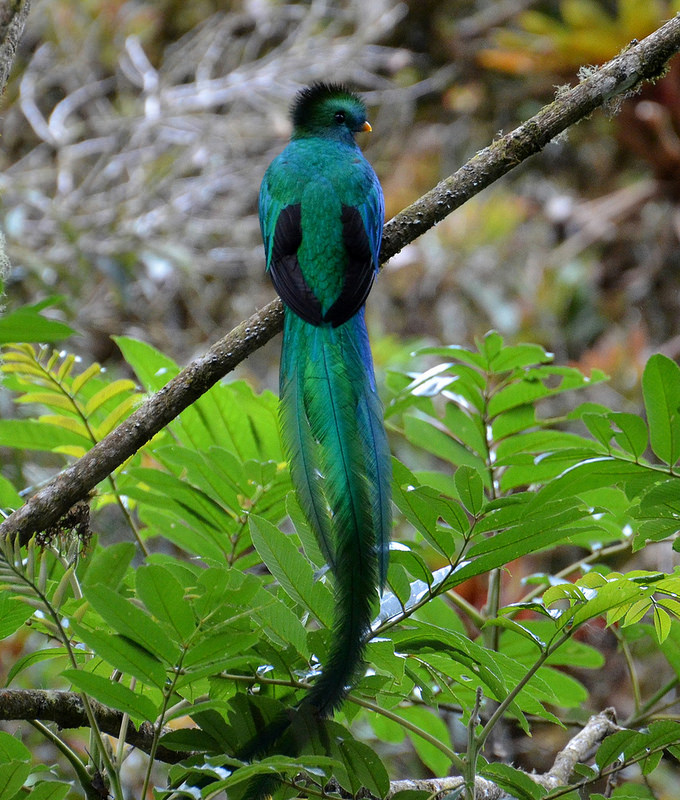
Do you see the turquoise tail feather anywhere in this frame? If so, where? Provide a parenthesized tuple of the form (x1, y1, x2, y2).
(280, 308, 391, 715)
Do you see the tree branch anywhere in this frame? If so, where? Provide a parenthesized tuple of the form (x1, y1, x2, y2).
(0, 688, 189, 764)
(0, 0, 30, 96)
(387, 709, 620, 799)
(2, 14, 680, 547)
(0, 689, 620, 793)
(535, 708, 620, 790)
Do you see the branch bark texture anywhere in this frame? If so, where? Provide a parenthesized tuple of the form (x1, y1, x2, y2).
(0, 688, 186, 764)
(0, 0, 30, 95)
(1, 14, 680, 546)
(388, 709, 620, 798)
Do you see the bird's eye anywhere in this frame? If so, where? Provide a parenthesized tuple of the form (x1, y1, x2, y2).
(334, 111, 346, 123)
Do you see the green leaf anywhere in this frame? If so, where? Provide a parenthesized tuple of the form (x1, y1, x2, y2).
(71, 624, 167, 688)
(452, 499, 587, 584)
(404, 416, 488, 473)
(114, 336, 179, 392)
(84, 584, 180, 664)
(531, 458, 660, 507)
(124, 467, 236, 534)
(596, 720, 680, 770)
(0, 593, 33, 640)
(0, 761, 31, 799)
(479, 330, 504, 364)
(0, 308, 73, 344)
(654, 605, 671, 643)
(250, 515, 333, 627)
(416, 343, 486, 370)
(4, 648, 70, 687)
(642, 353, 680, 466)
(491, 403, 536, 440)
(582, 412, 616, 449)
(136, 564, 195, 643)
(454, 465, 485, 515)
(136, 507, 227, 562)
(182, 630, 260, 672)
(392, 460, 465, 556)
(442, 403, 487, 454)
(633, 478, 680, 549)
(0, 732, 31, 762)
(81, 542, 135, 591)
(609, 412, 648, 459)
(337, 739, 389, 797)
(491, 365, 607, 418)
(83, 379, 137, 418)
(571, 577, 643, 627)
(488, 342, 551, 372)
(659, 619, 680, 680)
(486, 616, 545, 650)
(0, 474, 22, 507)
(62, 669, 159, 725)
(255, 595, 309, 657)
(481, 763, 547, 799)
(397, 706, 453, 775)
(26, 782, 71, 800)
(70, 361, 103, 395)
(0, 761, 31, 800)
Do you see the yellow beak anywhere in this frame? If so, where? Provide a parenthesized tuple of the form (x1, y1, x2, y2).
(361, 121, 372, 133)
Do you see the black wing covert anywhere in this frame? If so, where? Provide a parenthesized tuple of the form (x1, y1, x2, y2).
(268, 204, 324, 326)
(323, 205, 375, 327)
(268, 203, 375, 327)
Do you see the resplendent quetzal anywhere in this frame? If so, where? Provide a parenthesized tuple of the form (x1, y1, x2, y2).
(260, 82, 392, 719)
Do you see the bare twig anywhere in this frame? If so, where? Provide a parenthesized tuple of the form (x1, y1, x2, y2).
(1, 15, 680, 547)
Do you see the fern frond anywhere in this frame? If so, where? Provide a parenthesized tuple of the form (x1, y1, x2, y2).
(1, 344, 141, 457)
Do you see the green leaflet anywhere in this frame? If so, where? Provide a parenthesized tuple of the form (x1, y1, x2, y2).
(249, 515, 334, 627)
(642, 353, 680, 467)
(62, 669, 159, 725)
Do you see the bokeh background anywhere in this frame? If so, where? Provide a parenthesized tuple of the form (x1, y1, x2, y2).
(3, 0, 680, 399)
(3, 0, 680, 794)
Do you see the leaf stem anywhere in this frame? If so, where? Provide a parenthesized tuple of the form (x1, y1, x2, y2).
(476, 628, 571, 752)
(28, 720, 102, 800)
(625, 676, 679, 727)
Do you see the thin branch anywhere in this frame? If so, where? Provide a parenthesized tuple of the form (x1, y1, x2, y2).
(0, 688, 189, 764)
(2, 14, 680, 547)
(386, 709, 620, 799)
(388, 775, 503, 800)
(0, 0, 30, 96)
(536, 708, 619, 790)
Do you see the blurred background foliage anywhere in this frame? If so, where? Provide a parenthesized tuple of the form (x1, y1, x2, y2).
(2, 0, 680, 402)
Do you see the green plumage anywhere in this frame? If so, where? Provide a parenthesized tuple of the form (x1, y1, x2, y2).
(241, 82, 391, 792)
(262, 83, 391, 715)
(280, 312, 389, 715)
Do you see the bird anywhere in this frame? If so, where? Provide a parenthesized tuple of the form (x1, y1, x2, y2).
(251, 80, 391, 761)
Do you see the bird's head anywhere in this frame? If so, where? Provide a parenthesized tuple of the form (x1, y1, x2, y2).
(291, 82, 372, 142)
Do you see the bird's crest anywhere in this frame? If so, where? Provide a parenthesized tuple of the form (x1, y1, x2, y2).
(291, 82, 366, 133)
